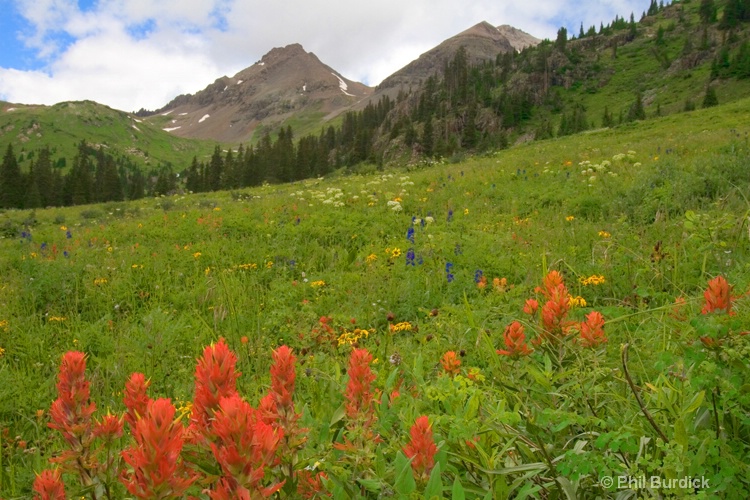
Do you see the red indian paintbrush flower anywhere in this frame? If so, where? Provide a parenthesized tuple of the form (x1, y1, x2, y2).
(403, 416, 438, 482)
(209, 394, 284, 498)
(189, 338, 239, 438)
(123, 372, 151, 431)
(579, 311, 607, 348)
(93, 414, 124, 441)
(48, 351, 96, 447)
(344, 348, 377, 421)
(541, 283, 573, 338)
(33, 469, 66, 500)
(702, 276, 734, 315)
(270, 345, 296, 412)
(440, 351, 461, 376)
(523, 298, 539, 315)
(496, 321, 534, 358)
(120, 398, 195, 499)
(536, 270, 564, 298)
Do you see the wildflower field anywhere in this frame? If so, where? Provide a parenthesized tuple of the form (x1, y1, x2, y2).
(1, 100, 750, 498)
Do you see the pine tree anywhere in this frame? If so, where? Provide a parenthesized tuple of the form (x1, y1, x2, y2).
(0, 144, 23, 208)
(702, 85, 719, 107)
(421, 116, 434, 157)
(627, 92, 647, 122)
(34, 146, 55, 207)
(207, 145, 223, 191)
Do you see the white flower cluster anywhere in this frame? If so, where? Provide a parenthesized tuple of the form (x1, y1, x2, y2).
(387, 200, 403, 212)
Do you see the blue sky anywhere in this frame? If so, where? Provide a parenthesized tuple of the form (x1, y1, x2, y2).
(0, 0, 650, 112)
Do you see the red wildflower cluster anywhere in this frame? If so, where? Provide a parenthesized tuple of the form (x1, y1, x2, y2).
(403, 416, 438, 482)
(47, 351, 99, 486)
(121, 398, 196, 498)
(579, 311, 607, 348)
(32, 469, 66, 500)
(440, 351, 461, 376)
(208, 395, 284, 498)
(702, 275, 735, 315)
(343, 348, 377, 421)
(48, 351, 96, 449)
(296, 470, 328, 499)
(309, 316, 336, 345)
(496, 322, 534, 358)
(189, 338, 239, 439)
(523, 298, 539, 315)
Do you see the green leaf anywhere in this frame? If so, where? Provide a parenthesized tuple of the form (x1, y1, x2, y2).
(674, 417, 688, 448)
(424, 462, 443, 499)
(329, 403, 346, 427)
(394, 451, 417, 495)
(358, 478, 382, 493)
(682, 390, 705, 415)
(451, 477, 466, 500)
(556, 476, 577, 500)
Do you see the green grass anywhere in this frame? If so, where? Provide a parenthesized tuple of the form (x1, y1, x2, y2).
(1, 84, 749, 499)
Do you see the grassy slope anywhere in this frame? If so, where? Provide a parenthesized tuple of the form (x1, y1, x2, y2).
(0, 93, 748, 496)
(0, 100, 218, 170)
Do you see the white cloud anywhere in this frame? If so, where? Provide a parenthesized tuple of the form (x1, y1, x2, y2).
(1, 0, 650, 111)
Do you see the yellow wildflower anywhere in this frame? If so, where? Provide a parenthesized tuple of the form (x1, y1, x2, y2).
(0, 319, 8, 332)
(266, 261, 274, 269)
(566, 215, 575, 221)
(389, 248, 402, 259)
(310, 280, 326, 288)
(60, 225, 68, 231)
(365, 253, 378, 264)
(568, 295, 587, 308)
(205, 267, 211, 276)
(93, 278, 108, 286)
(193, 252, 202, 258)
(389, 321, 413, 333)
(598, 231, 611, 238)
(579, 275, 606, 286)
(0, 346, 5, 357)
(464, 208, 469, 215)
(238, 263, 258, 270)
(48, 316, 67, 322)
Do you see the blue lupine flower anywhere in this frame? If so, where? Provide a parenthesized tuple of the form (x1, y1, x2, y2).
(447, 210, 453, 222)
(445, 262, 455, 282)
(406, 227, 415, 244)
(63, 251, 69, 258)
(406, 248, 415, 266)
(454, 244, 462, 256)
(66, 230, 72, 239)
(41, 243, 47, 251)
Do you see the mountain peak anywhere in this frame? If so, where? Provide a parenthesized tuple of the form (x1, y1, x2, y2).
(153, 43, 372, 142)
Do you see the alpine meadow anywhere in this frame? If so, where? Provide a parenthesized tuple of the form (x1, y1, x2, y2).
(1, 0, 750, 498)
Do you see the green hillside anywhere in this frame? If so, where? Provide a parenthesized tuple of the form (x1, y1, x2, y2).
(0, 100, 216, 170)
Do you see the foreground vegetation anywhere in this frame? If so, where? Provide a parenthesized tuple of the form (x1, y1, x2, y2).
(1, 98, 749, 498)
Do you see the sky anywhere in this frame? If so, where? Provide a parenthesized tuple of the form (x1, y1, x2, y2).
(0, 0, 650, 112)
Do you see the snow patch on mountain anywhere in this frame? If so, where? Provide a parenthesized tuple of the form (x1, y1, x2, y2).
(331, 73, 355, 97)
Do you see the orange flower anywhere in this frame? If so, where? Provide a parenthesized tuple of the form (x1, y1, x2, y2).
(536, 270, 564, 298)
(120, 398, 195, 498)
(48, 351, 96, 447)
(523, 298, 539, 315)
(541, 284, 573, 337)
(701, 276, 734, 315)
(579, 311, 607, 348)
(403, 416, 438, 482)
(123, 372, 151, 431)
(208, 395, 284, 497)
(496, 321, 533, 358)
(344, 349, 377, 422)
(189, 338, 240, 438)
(440, 351, 461, 376)
(93, 414, 124, 441)
(297, 470, 328, 499)
(33, 469, 66, 500)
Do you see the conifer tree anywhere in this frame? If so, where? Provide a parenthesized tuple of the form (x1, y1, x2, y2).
(0, 144, 23, 209)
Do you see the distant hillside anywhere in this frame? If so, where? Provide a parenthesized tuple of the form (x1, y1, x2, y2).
(0, 100, 214, 171)
(148, 44, 373, 143)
